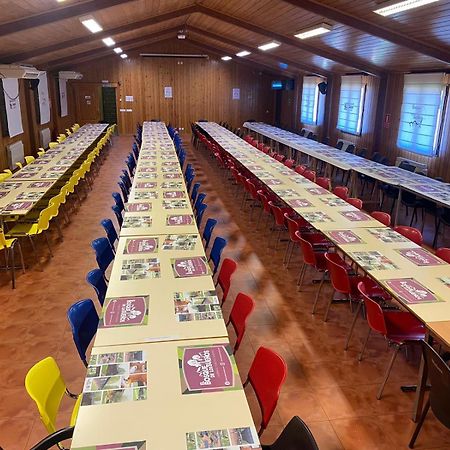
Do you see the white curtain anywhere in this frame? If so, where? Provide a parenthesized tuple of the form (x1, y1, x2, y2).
(59, 78, 68, 117)
(2, 78, 23, 137)
(38, 72, 51, 125)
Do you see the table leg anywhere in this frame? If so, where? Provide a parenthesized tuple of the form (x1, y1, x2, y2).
(349, 171, 357, 198)
(394, 187, 402, 226)
(411, 332, 429, 422)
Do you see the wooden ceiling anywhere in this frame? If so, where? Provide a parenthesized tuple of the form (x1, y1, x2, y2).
(0, 0, 449, 77)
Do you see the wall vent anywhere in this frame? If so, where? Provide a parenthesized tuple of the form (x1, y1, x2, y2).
(7, 140, 24, 169)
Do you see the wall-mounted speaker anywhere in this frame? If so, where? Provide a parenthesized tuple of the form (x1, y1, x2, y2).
(318, 81, 328, 95)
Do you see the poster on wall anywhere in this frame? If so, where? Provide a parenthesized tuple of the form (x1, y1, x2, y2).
(232, 88, 240, 100)
(2, 78, 23, 137)
(164, 86, 173, 98)
(59, 78, 68, 117)
(38, 72, 51, 125)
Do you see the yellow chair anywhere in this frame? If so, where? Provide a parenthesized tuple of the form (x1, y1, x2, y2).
(37, 148, 46, 157)
(0, 172, 11, 182)
(25, 357, 81, 434)
(15, 161, 23, 169)
(25, 156, 35, 165)
(65, 129, 72, 136)
(0, 228, 25, 289)
(56, 135, 66, 144)
(3, 169, 13, 175)
(48, 142, 59, 149)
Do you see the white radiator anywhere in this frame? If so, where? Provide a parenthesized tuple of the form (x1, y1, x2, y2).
(395, 157, 428, 175)
(7, 140, 24, 169)
(40, 127, 51, 148)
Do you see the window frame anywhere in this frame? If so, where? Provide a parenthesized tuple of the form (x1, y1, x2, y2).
(300, 76, 321, 126)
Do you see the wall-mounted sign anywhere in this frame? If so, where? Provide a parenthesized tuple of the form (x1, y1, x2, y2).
(232, 88, 240, 100)
(2, 78, 23, 137)
(38, 72, 50, 125)
(125, 95, 134, 102)
(164, 86, 173, 99)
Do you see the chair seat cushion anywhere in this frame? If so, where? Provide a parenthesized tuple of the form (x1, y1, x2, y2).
(7, 223, 39, 236)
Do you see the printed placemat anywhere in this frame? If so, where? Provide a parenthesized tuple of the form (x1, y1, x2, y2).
(167, 214, 194, 226)
(163, 234, 197, 250)
(171, 257, 210, 278)
(100, 296, 149, 328)
(396, 248, 447, 266)
(125, 202, 152, 212)
(120, 258, 160, 280)
(368, 228, 409, 243)
(124, 238, 158, 254)
(186, 427, 260, 450)
(123, 216, 152, 228)
(327, 230, 364, 245)
(349, 251, 398, 271)
(174, 290, 222, 322)
(382, 278, 443, 304)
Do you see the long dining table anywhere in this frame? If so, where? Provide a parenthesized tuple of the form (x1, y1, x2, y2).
(243, 122, 450, 226)
(197, 121, 450, 422)
(70, 122, 262, 450)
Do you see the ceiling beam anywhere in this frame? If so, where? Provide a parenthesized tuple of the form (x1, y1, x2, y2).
(187, 25, 331, 77)
(0, 0, 136, 37)
(195, 5, 384, 76)
(282, 0, 450, 64)
(45, 26, 181, 69)
(0, 5, 196, 64)
(188, 38, 298, 78)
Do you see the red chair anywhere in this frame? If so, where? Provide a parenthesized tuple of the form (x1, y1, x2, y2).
(262, 145, 271, 154)
(324, 252, 391, 350)
(283, 214, 315, 268)
(357, 281, 426, 399)
(268, 201, 291, 249)
(436, 247, 450, 263)
(295, 165, 306, 175)
(257, 142, 265, 152)
(316, 177, 331, 190)
(226, 293, 255, 354)
(252, 140, 259, 148)
(244, 346, 287, 436)
(346, 198, 363, 209)
(333, 186, 349, 200)
(246, 178, 262, 220)
(394, 226, 423, 246)
(284, 159, 295, 169)
(303, 170, 316, 182)
(216, 258, 238, 305)
(244, 135, 253, 144)
(274, 153, 286, 163)
(371, 211, 391, 227)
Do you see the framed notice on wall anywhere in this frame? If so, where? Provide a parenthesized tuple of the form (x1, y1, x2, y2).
(38, 72, 51, 125)
(164, 86, 173, 98)
(58, 78, 68, 117)
(2, 78, 23, 137)
(232, 88, 240, 100)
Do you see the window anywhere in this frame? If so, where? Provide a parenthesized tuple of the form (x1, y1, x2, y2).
(397, 73, 448, 156)
(337, 75, 366, 135)
(300, 76, 320, 125)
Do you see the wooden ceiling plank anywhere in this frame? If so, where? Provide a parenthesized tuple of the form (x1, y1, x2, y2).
(187, 25, 333, 77)
(0, 0, 136, 37)
(0, 5, 197, 64)
(282, 0, 450, 64)
(195, 5, 384, 76)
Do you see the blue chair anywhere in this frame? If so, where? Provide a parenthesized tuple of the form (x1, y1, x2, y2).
(194, 192, 207, 213)
(121, 170, 132, 190)
(118, 181, 129, 202)
(125, 155, 135, 177)
(112, 192, 125, 212)
(132, 143, 139, 159)
(186, 172, 195, 193)
(86, 268, 107, 306)
(101, 218, 118, 251)
(191, 182, 200, 204)
(184, 163, 193, 179)
(112, 204, 123, 228)
(203, 218, 217, 250)
(196, 203, 208, 228)
(67, 299, 99, 367)
(209, 236, 227, 276)
(91, 237, 115, 276)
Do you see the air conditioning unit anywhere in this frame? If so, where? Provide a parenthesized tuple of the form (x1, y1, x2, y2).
(59, 71, 83, 80)
(0, 64, 41, 79)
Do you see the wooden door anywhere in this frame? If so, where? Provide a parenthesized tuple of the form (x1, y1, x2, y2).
(73, 83, 102, 124)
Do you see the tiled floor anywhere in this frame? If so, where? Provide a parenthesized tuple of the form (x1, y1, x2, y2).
(0, 134, 449, 449)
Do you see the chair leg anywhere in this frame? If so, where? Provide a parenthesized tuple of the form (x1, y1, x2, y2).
(297, 263, 306, 289)
(44, 232, 54, 257)
(286, 241, 295, 268)
(28, 235, 40, 268)
(377, 344, 401, 399)
(323, 290, 335, 322)
(344, 301, 362, 350)
(17, 241, 26, 273)
(312, 271, 325, 314)
(408, 399, 430, 448)
(358, 328, 371, 361)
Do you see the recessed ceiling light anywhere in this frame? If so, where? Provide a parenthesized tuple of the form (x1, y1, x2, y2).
(120, 54, 128, 59)
(374, 0, 439, 16)
(114, 47, 123, 54)
(102, 37, 115, 47)
(294, 23, 332, 39)
(236, 50, 251, 57)
(79, 15, 103, 33)
(221, 56, 232, 61)
(258, 41, 281, 51)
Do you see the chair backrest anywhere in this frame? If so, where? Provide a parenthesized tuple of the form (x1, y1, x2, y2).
(346, 198, 363, 209)
(37, 205, 55, 232)
(284, 159, 295, 168)
(25, 357, 66, 433)
(336, 141, 344, 150)
(324, 252, 351, 294)
(210, 236, 227, 275)
(101, 218, 118, 249)
(316, 177, 330, 190)
(30, 426, 74, 450)
(258, 190, 271, 214)
(269, 416, 319, 450)
(112, 205, 123, 227)
(357, 281, 388, 336)
(112, 192, 125, 212)
(86, 268, 107, 306)
(25, 155, 36, 164)
(91, 237, 115, 273)
(191, 182, 200, 204)
(436, 248, 450, 264)
(284, 214, 300, 242)
(202, 218, 217, 250)
(118, 181, 129, 202)
(229, 293, 255, 353)
(393, 225, 423, 246)
(370, 211, 391, 227)
(399, 160, 416, 172)
(421, 341, 450, 429)
(345, 144, 355, 154)
(299, 129, 306, 136)
(303, 170, 316, 182)
(247, 346, 287, 434)
(195, 203, 207, 228)
(296, 232, 319, 267)
(121, 170, 132, 189)
(268, 201, 286, 226)
(295, 165, 306, 175)
(67, 299, 99, 366)
(217, 258, 237, 304)
(194, 192, 207, 212)
(333, 186, 349, 200)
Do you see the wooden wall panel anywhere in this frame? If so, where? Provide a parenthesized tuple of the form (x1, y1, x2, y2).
(69, 41, 276, 134)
